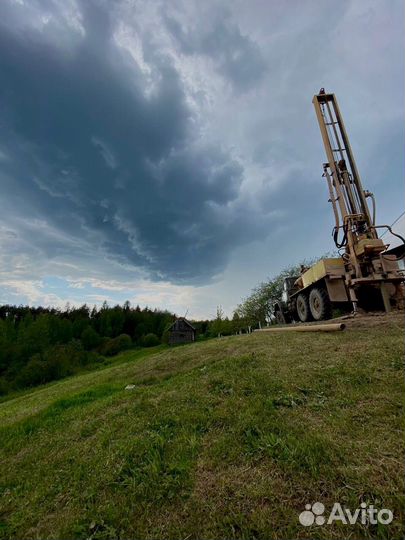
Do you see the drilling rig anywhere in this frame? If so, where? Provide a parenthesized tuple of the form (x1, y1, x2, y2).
(273, 89, 404, 323)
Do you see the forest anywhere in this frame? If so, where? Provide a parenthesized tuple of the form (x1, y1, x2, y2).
(0, 258, 328, 397)
(0, 302, 211, 396)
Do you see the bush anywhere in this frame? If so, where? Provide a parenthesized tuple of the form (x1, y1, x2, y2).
(81, 327, 101, 351)
(140, 333, 160, 348)
(0, 377, 10, 396)
(85, 351, 104, 365)
(99, 334, 132, 357)
(14, 341, 87, 389)
(115, 334, 132, 350)
(161, 330, 170, 345)
(15, 355, 52, 388)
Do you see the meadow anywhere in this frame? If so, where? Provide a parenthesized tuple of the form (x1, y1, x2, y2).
(0, 314, 404, 539)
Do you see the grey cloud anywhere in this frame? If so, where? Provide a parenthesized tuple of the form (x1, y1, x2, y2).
(0, 0, 270, 284)
(0, 0, 402, 318)
(91, 137, 118, 170)
(164, 12, 266, 91)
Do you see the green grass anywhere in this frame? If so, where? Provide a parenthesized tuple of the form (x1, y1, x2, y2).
(0, 317, 404, 539)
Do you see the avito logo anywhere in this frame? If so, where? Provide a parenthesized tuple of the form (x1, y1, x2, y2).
(299, 501, 393, 526)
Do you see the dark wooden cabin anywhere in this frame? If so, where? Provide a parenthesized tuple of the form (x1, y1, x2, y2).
(168, 318, 196, 345)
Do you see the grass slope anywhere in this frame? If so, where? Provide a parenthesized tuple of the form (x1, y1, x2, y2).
(0, 315, 404, 540)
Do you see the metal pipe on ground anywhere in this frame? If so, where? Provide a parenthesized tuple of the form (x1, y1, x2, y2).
(254, 323, 346, 333)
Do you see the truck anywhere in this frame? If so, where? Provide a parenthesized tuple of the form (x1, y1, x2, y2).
(273, 89, 404, 323)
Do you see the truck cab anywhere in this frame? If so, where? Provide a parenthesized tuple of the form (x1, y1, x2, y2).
(273, 276, 300, 324)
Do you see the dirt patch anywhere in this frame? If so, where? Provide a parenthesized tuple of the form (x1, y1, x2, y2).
(338, 310, 404, 329)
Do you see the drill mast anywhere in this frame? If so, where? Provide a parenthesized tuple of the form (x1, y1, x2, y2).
(312, 89, 403, 311)
(313, 89, 385, 277)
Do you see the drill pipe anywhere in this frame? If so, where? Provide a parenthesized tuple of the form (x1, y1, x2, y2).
(254, 323, 345, 333)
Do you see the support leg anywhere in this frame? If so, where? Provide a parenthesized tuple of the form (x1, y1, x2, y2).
(380, 283, 392, 313)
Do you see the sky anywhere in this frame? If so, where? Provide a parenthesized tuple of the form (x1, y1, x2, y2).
(0, 0, 404, 319)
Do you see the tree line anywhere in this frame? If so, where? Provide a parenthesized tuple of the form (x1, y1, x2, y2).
(0, 255, 334, 395)
(0, 302, 212, 396)
(230, 254, 335, 332)
(204, 265, 306, 338)
(233, 263, 304, 329)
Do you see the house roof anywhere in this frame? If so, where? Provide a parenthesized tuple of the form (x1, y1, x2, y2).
(168, 317, 196, 331)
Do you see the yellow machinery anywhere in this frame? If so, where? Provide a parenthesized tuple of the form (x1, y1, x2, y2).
(289, 89, 404, 322)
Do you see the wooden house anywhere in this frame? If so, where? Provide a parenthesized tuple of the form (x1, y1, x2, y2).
(168, 318, 196, 345)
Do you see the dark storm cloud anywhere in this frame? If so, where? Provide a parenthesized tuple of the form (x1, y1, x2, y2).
(164, 12, 266, 91)
(0, 0, 267, 284)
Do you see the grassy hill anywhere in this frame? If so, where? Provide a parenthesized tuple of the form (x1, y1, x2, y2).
(0, 314, 404, 540)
